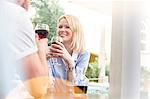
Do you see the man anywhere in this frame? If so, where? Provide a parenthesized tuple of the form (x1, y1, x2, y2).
(0, 0, 49, 98)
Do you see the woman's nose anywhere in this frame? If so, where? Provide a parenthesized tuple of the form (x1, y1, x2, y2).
(60, 27, 66, 31)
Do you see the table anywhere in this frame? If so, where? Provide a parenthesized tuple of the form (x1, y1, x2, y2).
(42, 81, 109, 99)
(40, 79, 108, 99)
(6, 77, 109, 99)
(42, 92, 108, 99)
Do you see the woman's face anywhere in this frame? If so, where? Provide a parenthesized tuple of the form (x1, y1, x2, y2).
(57, 18, 73, 43)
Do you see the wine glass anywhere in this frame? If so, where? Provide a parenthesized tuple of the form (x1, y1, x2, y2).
(35, 23, 49, 39)
(50, 36, 63, 63)
(50, 36, 63, 44)
(73, 67, 89, 95)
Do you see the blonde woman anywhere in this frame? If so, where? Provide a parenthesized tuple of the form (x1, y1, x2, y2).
(48, 15, 90, 87)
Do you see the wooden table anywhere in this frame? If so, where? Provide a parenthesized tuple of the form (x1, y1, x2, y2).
(41, 78, 108, 99)
(42, 92, 108, 99)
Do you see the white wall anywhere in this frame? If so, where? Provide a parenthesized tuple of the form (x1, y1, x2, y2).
(60, 0, 112, 55)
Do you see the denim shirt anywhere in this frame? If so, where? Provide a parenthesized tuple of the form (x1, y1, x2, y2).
(48, 50, 90, 84)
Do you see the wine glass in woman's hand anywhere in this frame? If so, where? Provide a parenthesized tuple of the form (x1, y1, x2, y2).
(49, 36, 63, 61)
(35, 23, 49, 39)
(50, 36, 63, 44)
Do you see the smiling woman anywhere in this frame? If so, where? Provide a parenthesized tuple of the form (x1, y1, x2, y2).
(47, 14, 90, 93)
(59, 0, 112, 97)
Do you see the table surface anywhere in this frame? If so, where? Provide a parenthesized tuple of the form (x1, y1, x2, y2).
(42, 78, 109, 99)
(42, 82, 109, 99)
(42, 92, 108, 99)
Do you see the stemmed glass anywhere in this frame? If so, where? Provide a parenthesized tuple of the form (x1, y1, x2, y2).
(35, 23, 49, 39)
(50, 36, 63, 44)
(50, 36, 63, 64)
(73, 67, 89, 95)
(35, 23, 50, 58)
(48, 36, 64, 93)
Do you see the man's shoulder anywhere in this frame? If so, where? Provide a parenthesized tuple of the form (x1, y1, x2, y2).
(0, 1, 28, 26)
(0, 1, 26, 14)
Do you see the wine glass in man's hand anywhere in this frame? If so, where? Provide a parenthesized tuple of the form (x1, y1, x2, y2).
(35, 23, 49, 39)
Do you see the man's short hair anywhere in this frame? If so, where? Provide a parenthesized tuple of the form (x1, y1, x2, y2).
(6, 0, 17, 3)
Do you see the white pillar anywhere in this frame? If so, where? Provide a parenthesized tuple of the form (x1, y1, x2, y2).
(99, 25, 106, 77)
(110, 1, 142, 99)
(109, 2, 123, 98)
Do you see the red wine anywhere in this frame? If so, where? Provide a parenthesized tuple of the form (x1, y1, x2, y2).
(51, 42, 57, 44)
(74, 86, 88, 94)
(35, 29, 48, 39)
(50, 40, 63, 45)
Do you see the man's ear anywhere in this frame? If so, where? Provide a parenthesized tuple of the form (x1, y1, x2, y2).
(18, 0, 29, 10)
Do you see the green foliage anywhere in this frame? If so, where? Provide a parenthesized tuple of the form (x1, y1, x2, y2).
(30, 0, 64, 42)
(85, 58, 100, 78)
(140, 66, 150, 91)
(141, 66, 150, 79)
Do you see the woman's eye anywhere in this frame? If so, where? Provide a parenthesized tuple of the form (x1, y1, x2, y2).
(59, 25, 63, 28)
(66, 26, 70, 28)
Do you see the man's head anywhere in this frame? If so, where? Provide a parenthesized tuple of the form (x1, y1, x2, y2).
(18, 0, 29, 10)
(6, 0, 29, 10)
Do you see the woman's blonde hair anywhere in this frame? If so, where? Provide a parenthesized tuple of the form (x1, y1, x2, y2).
(57, 14, 86, 53)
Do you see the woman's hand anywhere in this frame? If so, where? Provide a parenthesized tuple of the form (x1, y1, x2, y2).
(48, 41, 73, 66)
